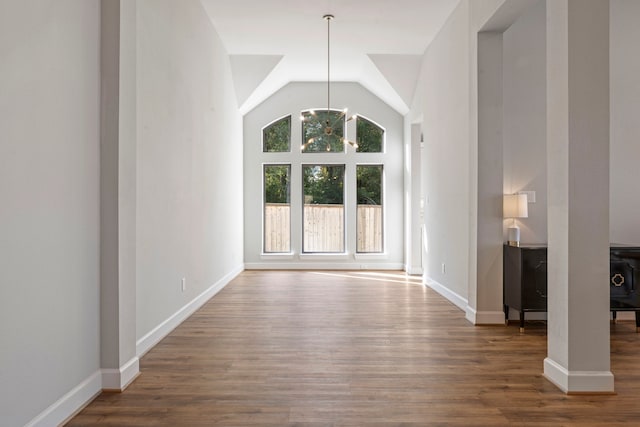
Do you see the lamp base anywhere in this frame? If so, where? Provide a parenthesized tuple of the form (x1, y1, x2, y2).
(507, 226, 520, 247)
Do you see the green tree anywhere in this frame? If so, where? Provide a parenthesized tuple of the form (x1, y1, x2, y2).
(303, 165, 344, 204)
(357, 165, 382, 205)
(356, 117, 383, 153)
(302, 110, 344, 152)
(264, 165, 290, 203)
(263, 116, 291, 152)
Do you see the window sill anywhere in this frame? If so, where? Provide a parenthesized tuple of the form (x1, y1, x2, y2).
(354, 253, 388, 260)
(299, 253, 350, 261)
(260, 252, 295, 260)
(260, 253, 388, 261)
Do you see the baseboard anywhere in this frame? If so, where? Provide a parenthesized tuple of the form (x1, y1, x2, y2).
(136, 264, 244, 357)
(24, 371, 102, 427)
(423, 276, 467, 311)
(404, 264, 423, 275)
(543, 357, 614, 394)
(465, 306, 505, 325)
(101, 356, 140, 391)
(244, 262, 404, 270)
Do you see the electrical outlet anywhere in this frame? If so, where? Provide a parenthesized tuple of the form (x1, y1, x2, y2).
(181, 277, 186, 292)
(441, 263, 446, 274)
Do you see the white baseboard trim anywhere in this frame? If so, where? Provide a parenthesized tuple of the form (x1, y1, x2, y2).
(543, 357, 614, 394)
(25, 370, 102, 427)
(244, 262, 404, 270)
(404, 265, 423, 276)
(423, 276, 467, 311)
(101, 356, 140, 391)
(136, 264, 244, 357)
(465, 306, 505, 325)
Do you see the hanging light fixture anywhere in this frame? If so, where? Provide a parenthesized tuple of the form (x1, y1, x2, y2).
(300, 14, 358, 152)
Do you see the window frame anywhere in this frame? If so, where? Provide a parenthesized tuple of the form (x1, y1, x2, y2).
(259, 110, 388, 258)
(356, 164, 384, 254)
(356, 115, 386, 153)
(261, 114, 292, 153)
(301, 163, 346, 254)
(262, 163, 292, 254)
(300, 108, 347, 154)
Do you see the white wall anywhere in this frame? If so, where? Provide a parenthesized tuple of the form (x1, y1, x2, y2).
(500, 0, 640, 245)
(497, 0, 639, 246)
(243, 82, 404, 268)
(135, 0, 244, 341)
(413, 1, 471, 300)
(610, 0, 640, 244)
(502, 0, 547, 244)
(0, 1, 101, 426)
(411, 0, 528, 317)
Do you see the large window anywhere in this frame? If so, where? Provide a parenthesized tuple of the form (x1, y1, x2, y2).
(303, 165, 345, 252)
(357, 165, 383, 253)
(261, 110, 386, 255)
(264, 165, 291, 252)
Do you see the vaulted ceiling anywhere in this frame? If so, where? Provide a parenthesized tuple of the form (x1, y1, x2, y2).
(200, 0, 460, 115)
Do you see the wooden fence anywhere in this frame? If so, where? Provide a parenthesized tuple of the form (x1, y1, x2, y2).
(264, 203, 291, 252)
(357, 205, 383, 253)
(303, 204, 344, 252)
(264, 203, 382, 253)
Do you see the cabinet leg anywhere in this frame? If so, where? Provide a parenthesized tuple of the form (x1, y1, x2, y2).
(635, 311, 640, 333)
(612, 311, 617, 324)
(504, 304, 509, 325)
(519, 311, 525, 333)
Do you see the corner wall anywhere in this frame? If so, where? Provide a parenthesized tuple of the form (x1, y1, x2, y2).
(413, 0, 472, 302)
(0, 2, 102, 426)
(410, 0, 511, 313)
(502, 0, 547, 244)
(242, 82, 404, 269)
(610, 0, 640, 244)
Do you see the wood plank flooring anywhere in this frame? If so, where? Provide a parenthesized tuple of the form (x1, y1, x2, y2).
(67, 270, 640, 426)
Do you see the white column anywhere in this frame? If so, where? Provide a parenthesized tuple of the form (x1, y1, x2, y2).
(544, 0, 612, 393)
(100, 0, 139, 391)
(405, 122, 423, 275)
(468, 31, 505, 324)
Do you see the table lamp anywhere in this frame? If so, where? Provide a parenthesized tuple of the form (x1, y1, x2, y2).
(503, 194, 528, 246)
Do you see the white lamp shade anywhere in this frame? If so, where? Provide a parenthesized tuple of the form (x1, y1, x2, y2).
(503, 194, 528, 218)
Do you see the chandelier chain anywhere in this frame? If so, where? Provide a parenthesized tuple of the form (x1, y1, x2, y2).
(325, 14, 333, 116)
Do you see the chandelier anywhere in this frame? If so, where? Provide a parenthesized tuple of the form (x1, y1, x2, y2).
(300, 14, 358, 152)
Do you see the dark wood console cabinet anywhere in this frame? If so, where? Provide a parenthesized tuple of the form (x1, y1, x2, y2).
(503, 244, 548, 332)
(503, 244, 640, 331)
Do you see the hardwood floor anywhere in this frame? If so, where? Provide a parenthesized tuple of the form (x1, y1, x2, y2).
(67, 270, 640, 426)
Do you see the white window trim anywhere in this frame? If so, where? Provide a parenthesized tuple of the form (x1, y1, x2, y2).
(261, 110, 387, 258)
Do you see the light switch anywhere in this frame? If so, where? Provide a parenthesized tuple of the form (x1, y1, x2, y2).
(518, 190, 536, 203)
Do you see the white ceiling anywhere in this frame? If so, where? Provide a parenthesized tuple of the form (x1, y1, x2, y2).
(200, 0, 460, 114)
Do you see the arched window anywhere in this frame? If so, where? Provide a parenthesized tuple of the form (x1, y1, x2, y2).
(262, 110, 385, 255)
(301, 109, 345, 153)
(263, 115, 291, 152)
(356, 116, 384, 153)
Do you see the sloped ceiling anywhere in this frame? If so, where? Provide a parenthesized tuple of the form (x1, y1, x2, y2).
(229, 55, 283, 107)
(201, 0, 460, 115)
